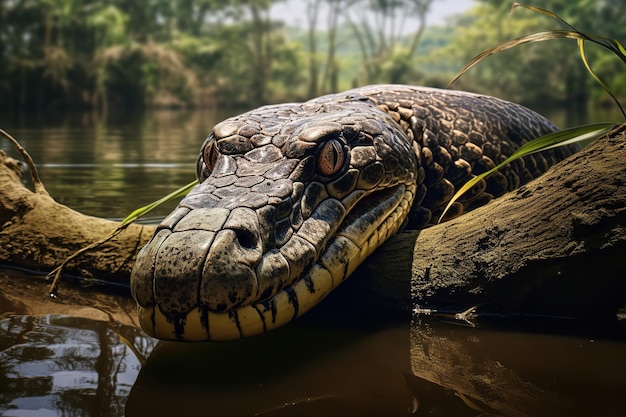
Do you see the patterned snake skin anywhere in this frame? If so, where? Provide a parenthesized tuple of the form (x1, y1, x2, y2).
(130, 85, 576, 341)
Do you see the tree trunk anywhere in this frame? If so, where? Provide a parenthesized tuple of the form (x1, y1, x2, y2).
(1, 125, 625, 315)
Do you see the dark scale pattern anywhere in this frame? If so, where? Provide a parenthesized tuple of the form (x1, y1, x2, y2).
(357, 85, 573, 227)
(131, 84, 578, 334)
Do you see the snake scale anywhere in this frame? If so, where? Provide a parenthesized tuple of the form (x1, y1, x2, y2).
(130, 85, 576, 341)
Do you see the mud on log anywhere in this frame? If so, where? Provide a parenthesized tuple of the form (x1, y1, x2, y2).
(1, 125, 625, 314)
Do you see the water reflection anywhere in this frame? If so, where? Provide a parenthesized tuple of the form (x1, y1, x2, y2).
(125, 315, 626, 417)
(1, 267, 625, 417)
(0, 270, 158, 417)
(0, 315, 155, 417)
(409, 316, 626, 417)
(127, 324, 415, 417)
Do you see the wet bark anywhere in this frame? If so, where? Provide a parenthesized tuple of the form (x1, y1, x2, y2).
(1, 125, 625, 315)
(0, 149, 153, 285)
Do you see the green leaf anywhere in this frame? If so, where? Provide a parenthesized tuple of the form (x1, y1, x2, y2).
(577, 39, 626, 118)
(437, 123, 616, 224)
(510, 3, 579, 31)
(510, 2, 626, 65)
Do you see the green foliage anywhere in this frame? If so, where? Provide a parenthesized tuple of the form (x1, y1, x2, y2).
(86, 5, 128, 46)
(450, 3, 626, 119)
(0, 0, 297, 110)
(430, 1, 626, 116)
(1, 1, 625, 114)
(438, 3, 625, 222)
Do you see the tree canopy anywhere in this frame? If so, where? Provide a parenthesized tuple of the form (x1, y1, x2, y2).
(1, 0, 625, 118)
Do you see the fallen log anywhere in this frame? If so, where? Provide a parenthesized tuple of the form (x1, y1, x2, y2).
(0, 125, 625, 316)
(359, 124, 626, 318)
(0, 145, 153, 287)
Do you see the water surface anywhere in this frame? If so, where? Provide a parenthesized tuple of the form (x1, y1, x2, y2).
(1, 109, 237, 218)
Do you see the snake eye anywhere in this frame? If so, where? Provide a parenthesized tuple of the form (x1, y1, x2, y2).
(317, 139, 347, 177)
(196, 137, 219, 181)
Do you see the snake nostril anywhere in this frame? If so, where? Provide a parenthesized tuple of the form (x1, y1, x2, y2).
(233, 228, 257, 250)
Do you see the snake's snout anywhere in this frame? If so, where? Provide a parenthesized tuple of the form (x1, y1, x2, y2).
(130, 205, 272, 318)
(199, 209, 266, 312)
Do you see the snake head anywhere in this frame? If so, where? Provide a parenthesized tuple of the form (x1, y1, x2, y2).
(130, 96, 419, 341)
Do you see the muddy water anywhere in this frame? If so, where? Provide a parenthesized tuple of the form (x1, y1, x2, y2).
(1, 110, 625, 416)
(1, 269, 625, 417)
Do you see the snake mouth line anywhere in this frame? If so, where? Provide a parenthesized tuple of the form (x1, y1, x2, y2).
(138, 183, 415, 341)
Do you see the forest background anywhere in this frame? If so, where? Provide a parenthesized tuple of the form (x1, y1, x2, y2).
(1, 0, 625, 124)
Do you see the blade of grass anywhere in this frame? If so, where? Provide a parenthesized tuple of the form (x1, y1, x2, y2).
(437, 123, 616, 224)
(511, 3, 626, 64)
(119, 179, 198, 227)
(449, 30, 587, 87)
(511, 3, 580, 32)
(577, 38, 626, 118)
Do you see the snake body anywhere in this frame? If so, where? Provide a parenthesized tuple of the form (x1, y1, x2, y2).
(130, 85, 575, 341)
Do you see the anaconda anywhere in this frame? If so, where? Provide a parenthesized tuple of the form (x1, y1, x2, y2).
(130, 85, 576, 341)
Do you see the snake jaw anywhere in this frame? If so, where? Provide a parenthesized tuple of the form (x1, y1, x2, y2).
(135, 180, 415, 341)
